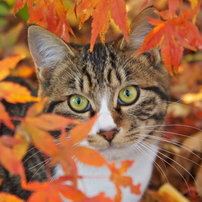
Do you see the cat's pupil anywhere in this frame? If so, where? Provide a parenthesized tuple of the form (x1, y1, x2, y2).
(124, 89, 131, 97)
(75, 97, 81, 105)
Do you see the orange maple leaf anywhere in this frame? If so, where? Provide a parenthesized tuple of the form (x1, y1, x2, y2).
(14, 0, 27, 13)
(11, 65, 35, 78)
(0, 102, 14, 129)
(18, 99, 78, 157)
(0, 82, 39, 103)
(51, 116, 104, 183)
(0, 192, 25, 202)
(137, 1, 202, 75)
(0, 55, 25, 81)
(108, 160, 141, 201)
(76, 0, 129, 51)
(0, 136, 25, 180)
(22, 176, 86, 202)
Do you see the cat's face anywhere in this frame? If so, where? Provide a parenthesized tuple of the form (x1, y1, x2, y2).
(28, 8, 170, 161)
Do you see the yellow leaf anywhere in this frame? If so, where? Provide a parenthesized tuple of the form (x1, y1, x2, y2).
(13, 132, 30, 160)
(158, 183, 189, 202)
(0, 82, 39, 103)
(0, 193, 25, 202)
(0, 55, 25, 81)
(188, 0, 198, 8)
(182, 89, 202, 104)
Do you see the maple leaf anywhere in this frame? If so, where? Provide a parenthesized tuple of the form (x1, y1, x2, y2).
(137, 1, 202, 75)
(0, 102, 14, 129)
(108, 160, 141, 201)
(18, 98, 78, 157)
(22, 176, 86, 202)
(0, 55, 25, 81)
(14, 0, 27, 13)
(51, 116, 105, 183)
(0, 82, 39, 103)
(14, 0, 73, 42)
(70, 115, 97, 145)
(0, 136, 25, 180)
(188, 0, 198, 8)
(13, 132, 30, 161)
(90, 0, 111, 50)
(75, 0, 129, 51)
(0, 192, 25, 202)
(11, 65, 35, 78)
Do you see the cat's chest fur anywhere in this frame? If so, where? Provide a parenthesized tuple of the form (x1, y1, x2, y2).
(54, 142, 158, 202)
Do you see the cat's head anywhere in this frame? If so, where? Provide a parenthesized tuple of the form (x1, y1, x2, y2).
(28, 7, 170, 161)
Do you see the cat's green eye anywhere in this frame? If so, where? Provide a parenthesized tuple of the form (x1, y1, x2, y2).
(118, 86, 139, 105)
(68, 95, 90, 112)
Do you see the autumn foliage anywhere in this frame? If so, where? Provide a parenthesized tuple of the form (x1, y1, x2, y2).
(0, 0, 202, 201)
(13, 0, 202, 74)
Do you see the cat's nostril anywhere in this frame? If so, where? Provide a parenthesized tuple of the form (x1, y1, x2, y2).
(99, 128, 119, 142)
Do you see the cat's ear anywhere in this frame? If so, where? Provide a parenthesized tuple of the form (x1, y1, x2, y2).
(28, 25, 77, 81)
(115, 7, 159, 51)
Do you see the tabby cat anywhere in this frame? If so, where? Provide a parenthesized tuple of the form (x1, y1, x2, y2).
(0, 7, 170, 202)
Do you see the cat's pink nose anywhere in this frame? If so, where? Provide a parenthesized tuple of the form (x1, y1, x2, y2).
(99, 129, 119, 142)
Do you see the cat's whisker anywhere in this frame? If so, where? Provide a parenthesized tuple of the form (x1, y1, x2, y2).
(28, 157, 51, 170)
(22, 149, 42, 165)
(129, 132, 202, 169)
(140, 141, 194, 194)
(134, 124, 202, 133)
(133, 142, 170, 184)
(137, 132, 202, 161)
(29, 158, 51, 182)
(166, 85, 197, 106)
(154, 130, 202, 142)
(157, 143, 202, 167)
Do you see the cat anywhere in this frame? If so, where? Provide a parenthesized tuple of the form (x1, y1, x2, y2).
(0, 7, 170, 202)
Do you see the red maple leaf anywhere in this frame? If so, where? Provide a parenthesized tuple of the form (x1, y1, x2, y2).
(137, 0, 202, 75)
(14, 0, 73, 42)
